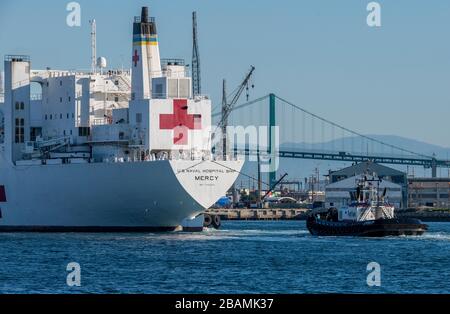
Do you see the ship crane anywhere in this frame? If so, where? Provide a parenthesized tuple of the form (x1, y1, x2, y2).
(261, 173, 288, 201)
(219, 66, 256, 159)
(36, 136, 71, 157)
(22, 136, 72, 159)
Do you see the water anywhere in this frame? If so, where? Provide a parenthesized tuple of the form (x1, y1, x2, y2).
(1, 221, 449, 294)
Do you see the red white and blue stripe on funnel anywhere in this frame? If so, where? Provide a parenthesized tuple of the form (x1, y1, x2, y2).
(133, 34, 158, 46)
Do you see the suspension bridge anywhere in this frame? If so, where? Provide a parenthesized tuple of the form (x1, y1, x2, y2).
(212, 93, 450, 185)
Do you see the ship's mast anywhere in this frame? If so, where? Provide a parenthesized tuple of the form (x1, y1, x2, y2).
(90, 19, 97, 75)
(192, 11, 201, 97)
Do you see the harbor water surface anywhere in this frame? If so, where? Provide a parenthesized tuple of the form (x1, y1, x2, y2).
(1, 221, 449, 294)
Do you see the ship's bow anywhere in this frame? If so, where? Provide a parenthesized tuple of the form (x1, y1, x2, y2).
(169, 159, 243, 211)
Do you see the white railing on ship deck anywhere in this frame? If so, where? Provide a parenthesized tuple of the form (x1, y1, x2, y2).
(131, 93, 210, 100)
(30, 69, 132, 79)
(98, 151, 240, 164)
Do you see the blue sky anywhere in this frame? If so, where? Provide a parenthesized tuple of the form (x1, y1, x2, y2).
(1, 0, 450, 147)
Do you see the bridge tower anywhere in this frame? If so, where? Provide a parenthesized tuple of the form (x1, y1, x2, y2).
(269, 93, 277, 187)
(431, 157, 437, 178)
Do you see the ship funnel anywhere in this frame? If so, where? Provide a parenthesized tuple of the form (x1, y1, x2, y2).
(141, 7, 149, 23)
(131, 6, 162, 100)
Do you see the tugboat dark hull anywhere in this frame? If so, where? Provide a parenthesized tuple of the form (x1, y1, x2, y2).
(307, 216, 428, 237)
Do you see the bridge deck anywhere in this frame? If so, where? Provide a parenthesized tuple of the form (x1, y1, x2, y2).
(233, 148, 450, 168)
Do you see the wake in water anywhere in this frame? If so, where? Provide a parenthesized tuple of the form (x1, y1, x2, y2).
(417, 232, 450, 241)
(138, 220, 450, 243)
(143, 227, 310, 242)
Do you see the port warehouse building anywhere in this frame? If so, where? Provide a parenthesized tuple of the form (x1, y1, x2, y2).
(327, 162, 408, 208)
(326, 161, 450, 209)
(408, 178, 450, 209)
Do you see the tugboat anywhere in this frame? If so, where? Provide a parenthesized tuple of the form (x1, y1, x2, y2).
(307, 176, 428, 237)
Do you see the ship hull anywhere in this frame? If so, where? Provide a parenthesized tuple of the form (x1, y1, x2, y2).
(306, 216, 428, 237)
(0, 159, 242, 232)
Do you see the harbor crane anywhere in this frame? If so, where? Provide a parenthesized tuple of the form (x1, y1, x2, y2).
(192, 11, 201, 97)
(219, 66, 256, 159)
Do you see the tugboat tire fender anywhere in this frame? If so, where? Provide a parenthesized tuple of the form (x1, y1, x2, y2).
(212, 215, 222, 229)
(204, 214, 212, 228)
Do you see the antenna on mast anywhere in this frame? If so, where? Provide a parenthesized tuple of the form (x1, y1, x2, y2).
(90, 19, 97, 74)
(192, 11, 201, 96)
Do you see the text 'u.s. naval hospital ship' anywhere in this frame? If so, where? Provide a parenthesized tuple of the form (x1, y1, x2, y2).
(0, 7, 243, 232)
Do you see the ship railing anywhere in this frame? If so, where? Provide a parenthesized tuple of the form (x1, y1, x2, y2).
(5, 55, 30, 62)
(162, 68, 190, 78)
(104, 70, 132, 78)
(41, 70, 79, 78)
(11, 78, 31, 89)
(95, 152, 241, 164)
(161, 58, 185, 66)
(101, 154, 238, 164)
(141, 93, 209, 101)
(111, 69, 131, 76)
(90, 117, 112, 126)
(134, 16, 155, 23)
(30, 69, 131, 78)
(192, 94, 210, 100)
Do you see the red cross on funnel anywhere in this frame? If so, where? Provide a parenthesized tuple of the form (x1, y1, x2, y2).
(159, 99, 202, 145)
(133, 50, 139, 67)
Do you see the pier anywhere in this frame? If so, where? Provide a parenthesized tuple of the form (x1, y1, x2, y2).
(206, 208, 309, 221)
(206, 208, 450, 222)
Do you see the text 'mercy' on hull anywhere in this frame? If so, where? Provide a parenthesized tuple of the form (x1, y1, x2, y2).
(0, 7, 243, 232)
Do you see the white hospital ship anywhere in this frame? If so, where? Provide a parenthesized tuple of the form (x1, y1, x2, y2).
(0, 7, 242, 232)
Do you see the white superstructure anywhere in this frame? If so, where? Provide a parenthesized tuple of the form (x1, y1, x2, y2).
(0, 7, 243, 231)
(337, 176, 395, 222)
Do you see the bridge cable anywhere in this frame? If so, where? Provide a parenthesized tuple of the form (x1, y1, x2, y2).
(274, 95, 433, 160)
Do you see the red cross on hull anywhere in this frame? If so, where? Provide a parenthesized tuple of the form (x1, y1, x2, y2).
(159, 99, 202, 145)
